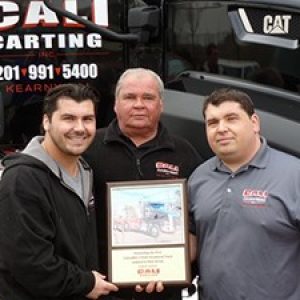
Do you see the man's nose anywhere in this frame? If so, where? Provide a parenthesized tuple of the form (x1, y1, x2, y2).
(74, 119, 85, 131)
(217, 120, 228, 132)
(134, 97, 145, 107)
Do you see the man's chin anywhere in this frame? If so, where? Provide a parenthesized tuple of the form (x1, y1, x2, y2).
(217, 152, 238, 164)
(130, 120, 148, 126)
(67, 145, 89, 156)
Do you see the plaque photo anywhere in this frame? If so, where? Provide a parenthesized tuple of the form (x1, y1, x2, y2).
(106, 179, 191, 287)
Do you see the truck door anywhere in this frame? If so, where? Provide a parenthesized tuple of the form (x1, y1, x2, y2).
(1, 0, 300, 160)
(160, 0, 300, 159)
(0, 0, 129, 153)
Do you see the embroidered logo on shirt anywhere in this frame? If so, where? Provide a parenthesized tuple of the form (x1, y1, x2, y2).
(242, 189, 268, 206)
(156, 161, 179, 177)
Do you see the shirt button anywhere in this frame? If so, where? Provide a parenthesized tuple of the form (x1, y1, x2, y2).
(227, 188, 232, 193)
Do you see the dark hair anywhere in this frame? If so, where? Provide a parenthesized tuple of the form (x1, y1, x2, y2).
(202, 88, 255, 118)
(43, 83, 99, 118)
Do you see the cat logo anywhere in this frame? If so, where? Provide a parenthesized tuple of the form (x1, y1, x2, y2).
(263, 15, 291, 34)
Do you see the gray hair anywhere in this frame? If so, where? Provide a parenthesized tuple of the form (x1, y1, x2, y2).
(115, 68, 164, 99)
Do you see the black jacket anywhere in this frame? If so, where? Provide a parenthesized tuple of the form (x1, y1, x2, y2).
(0, 152, 98, 300)
(83, 120, 202, 299)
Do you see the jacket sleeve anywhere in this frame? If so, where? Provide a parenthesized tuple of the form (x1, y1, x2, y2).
(0, 166, 95, 298)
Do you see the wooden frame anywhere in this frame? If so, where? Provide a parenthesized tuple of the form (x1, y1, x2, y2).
(107, 179, 191, 287)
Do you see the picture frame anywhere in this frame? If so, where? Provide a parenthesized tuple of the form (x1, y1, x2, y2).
(106, 179, 191, 287)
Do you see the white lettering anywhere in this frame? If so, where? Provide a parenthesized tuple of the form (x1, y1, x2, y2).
(87, 33, 102, 47)
(58, 34, 66, 48)
(93, 0, 108, 26)
(0, 1, 19, 30)
(0, 33, 102, 50)
(263, 14, 291, 34)
(68, 33, 84, 48)
(273, 16, 283, 29)
(0, 0, 109, 29)
(282, 15, 291, 32)
(24, 34, 40, 49)
(6, 35, 22, 49)
(24, 1, 59, 28)
(41, 34, 56, 48)
(263, 15, 273, 33)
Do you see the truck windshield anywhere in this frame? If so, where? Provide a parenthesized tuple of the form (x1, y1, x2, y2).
(165, 1, 300, 95)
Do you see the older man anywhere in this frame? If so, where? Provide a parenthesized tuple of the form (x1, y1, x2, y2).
(84, 68, 202, 299)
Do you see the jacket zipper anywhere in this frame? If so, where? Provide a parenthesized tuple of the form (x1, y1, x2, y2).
(136, 158, 144, 178)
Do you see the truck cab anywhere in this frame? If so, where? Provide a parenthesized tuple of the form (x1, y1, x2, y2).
(0, 0, 300, 166)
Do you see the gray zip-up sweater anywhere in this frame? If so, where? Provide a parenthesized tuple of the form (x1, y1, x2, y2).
(0, 137, 98, 300)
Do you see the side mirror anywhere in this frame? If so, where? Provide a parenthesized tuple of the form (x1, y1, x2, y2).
(128, 6, 160, 43)
(44, 0, 138, 42)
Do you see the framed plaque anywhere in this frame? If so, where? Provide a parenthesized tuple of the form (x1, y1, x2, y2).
(106, 179, 191, 287)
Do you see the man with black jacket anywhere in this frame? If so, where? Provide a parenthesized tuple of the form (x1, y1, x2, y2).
(84, 68, 202, 299)
(0, 84, 118, 300)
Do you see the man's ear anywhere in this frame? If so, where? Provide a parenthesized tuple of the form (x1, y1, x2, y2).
(251, 113, 260, 134)
(43, 114, 50, 132)
(113, 98, 118, 114)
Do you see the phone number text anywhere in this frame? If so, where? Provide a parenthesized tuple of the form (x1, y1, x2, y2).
(0, 63, 98, 81)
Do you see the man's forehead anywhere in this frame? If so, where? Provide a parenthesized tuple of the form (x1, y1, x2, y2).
(56, 96, 76, 107)
(55, 97, 95, 113)
(207, 101, 242, 112)
(205, 101, 244, 118)
(121, 75, 157, 89)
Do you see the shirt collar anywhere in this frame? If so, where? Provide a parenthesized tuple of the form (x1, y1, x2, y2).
(104, 119, 175, 150)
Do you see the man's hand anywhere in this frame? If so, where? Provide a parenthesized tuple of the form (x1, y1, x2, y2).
(135, 281, 164, 293)
(86, 271, 119, 299)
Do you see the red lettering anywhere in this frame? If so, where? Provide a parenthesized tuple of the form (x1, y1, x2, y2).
(38, 50, 56, 58)
(5, 84, 15, 93)
(5, 83, 59, 94)
(243, 189, 268, 198)
(156, 161, 179, 172)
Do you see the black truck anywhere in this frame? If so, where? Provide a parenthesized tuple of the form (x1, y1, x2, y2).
(0, 0, 300, 168)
